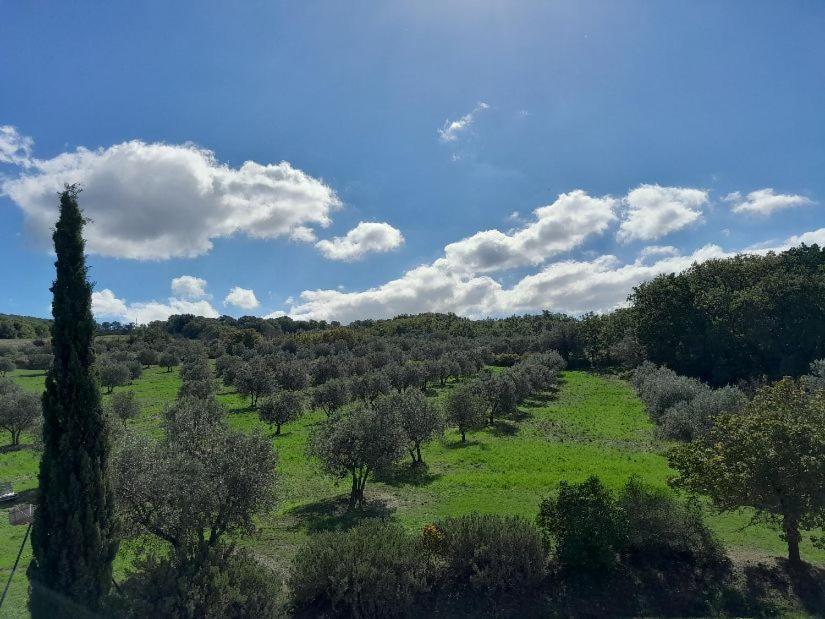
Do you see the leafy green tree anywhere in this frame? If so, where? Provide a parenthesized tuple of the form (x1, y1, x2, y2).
(136, 349, 157, 368)
(311, 378, 350, 417)
(158, 350, 180, 372)
(537, 476, 625, 571)
(444, 382, 488, 442)
(107, 390, 140, 423)
(115, 397, 277, 618)
(309, 406, 407, 508)
(0, 357, 15, 376)
(259, 390, 304, 435)
(482, 372, 518, 425)
(98, 361, 131, 393)
(376, 389, 443, 464)
(235, 357, 273, 408)
(669, 378, 825, 565)
(28, 186, 118, 615)
(0, 387, 40, 446)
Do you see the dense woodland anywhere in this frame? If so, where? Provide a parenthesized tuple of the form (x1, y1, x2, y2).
(1, 194, 824, 617)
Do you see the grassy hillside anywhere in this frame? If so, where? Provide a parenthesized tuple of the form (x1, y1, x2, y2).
(1, 368, 822, 616)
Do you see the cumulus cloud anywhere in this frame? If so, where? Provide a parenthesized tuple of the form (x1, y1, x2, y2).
(725, 188, 813, 216)
(441, 190, 617, 273)
(1, 135, 341, 259)
(170, 275, 208, 299)
(224, 286, 260, 310)
(617, 184, 708, 243)
(92, 289, 219, 324)
(315, 221, 404, 261)
(438, 102, 489, 142)
(287, 225, 824, 323)
(0, 126, 33, 167)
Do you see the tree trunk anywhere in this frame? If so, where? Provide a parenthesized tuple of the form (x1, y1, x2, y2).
(784, 513, 802, 566)
(409, 448, 416, 464)
(275, 423, 281, 436)
(461, 429, 466, 443)
(416, 444, 422, 463)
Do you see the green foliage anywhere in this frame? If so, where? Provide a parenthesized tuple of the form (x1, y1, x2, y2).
(0, 313, 51, 339)
(0, 383, 39, 445)
(376, 389, 443, 464)
(259, 390, 304, 435)
(443, 382, 487, 442)
(309, 406, 408, 508)
(106, 390, 140, 423)
(98, 361, 131, 393)
(632, 245, 825, 386)
(669, 377, 825, 564)
(432, 513, 546, 597)
(29, 186, 118, 615)
(115, 396, 276, 558)
(0, 356, 15, 375)
(290, 520, 430, 617)
(118, 546, 279, 619)
(537, 476, 625, 571)
(311, 378, 350, 416)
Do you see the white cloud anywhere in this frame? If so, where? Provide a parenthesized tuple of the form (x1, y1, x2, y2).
(224, 286, 260, 310)
(0, 126, 33, 167)
(438, 102, 489, 142)
(315, 221, 404, 261)
(617, 184, 708, 243)
(92, 289, 219, 324)
(1, 136, 341, 259)
(441, 190, 617, 273)
(170, 275, 208, 299)
(287, 224, 823, 323)
(725, 188, 813, 216)
(90, 289, 128, 318)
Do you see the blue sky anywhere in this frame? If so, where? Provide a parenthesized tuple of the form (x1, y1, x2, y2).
(1, 1, 823, 323)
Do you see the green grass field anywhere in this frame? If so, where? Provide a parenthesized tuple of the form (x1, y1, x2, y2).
(1, 367, 822, 616)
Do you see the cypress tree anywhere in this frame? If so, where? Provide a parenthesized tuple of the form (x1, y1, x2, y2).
(28, 186, 118, 616)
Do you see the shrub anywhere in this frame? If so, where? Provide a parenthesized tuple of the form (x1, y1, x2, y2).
(119, 546, 279, 619)
(617, 477, 728, 569)
(107, 390, 140, 423)
(537, 476, 625, 572)
(290, 520, 430, 617)
(432, 513, 545, 597)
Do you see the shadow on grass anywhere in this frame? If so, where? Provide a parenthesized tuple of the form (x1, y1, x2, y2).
(511, 408, 533, 422)
(288, 495, 394, 533)
(486, 420, 519, 437)
(0, 443, 36, 455)
(374, 462, 441, 487)
(17, 371, 46, 378)
(444, 439, 486, 450)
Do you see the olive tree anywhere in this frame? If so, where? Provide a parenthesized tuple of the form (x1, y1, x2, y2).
(235, 358, 274, 408)
(259, 391, 304, 435)
(107, 390, 140, 423)
(309, 406, 407, 508)
(0, 357, 15, 376)
(443, 382, 488, 442)
(158, 350, 180, 373)
(311, 378, 350, 417)
(0, 388, 40, 446)
(669, 378, 825, 565)
(98, 361, 131, 393)
(376, 389, 443, 465)
(115, 397, 277, 557)
(482, 372, 518, 425)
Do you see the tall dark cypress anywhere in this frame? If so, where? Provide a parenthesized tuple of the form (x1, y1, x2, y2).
(28, 186, 118, 616)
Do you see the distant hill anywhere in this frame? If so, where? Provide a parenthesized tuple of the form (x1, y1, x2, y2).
(0, 313, 52, 339)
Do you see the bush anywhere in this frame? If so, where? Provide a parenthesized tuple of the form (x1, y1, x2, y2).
(107, 390, 140, 423)
(537, 476, 625, 572)
(632, 362, 745, 440)
(617, 477, 728, 569)
(118, 546, 279, 619)
(432, 513, 546, 597)
(290, 520, 430, 617)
